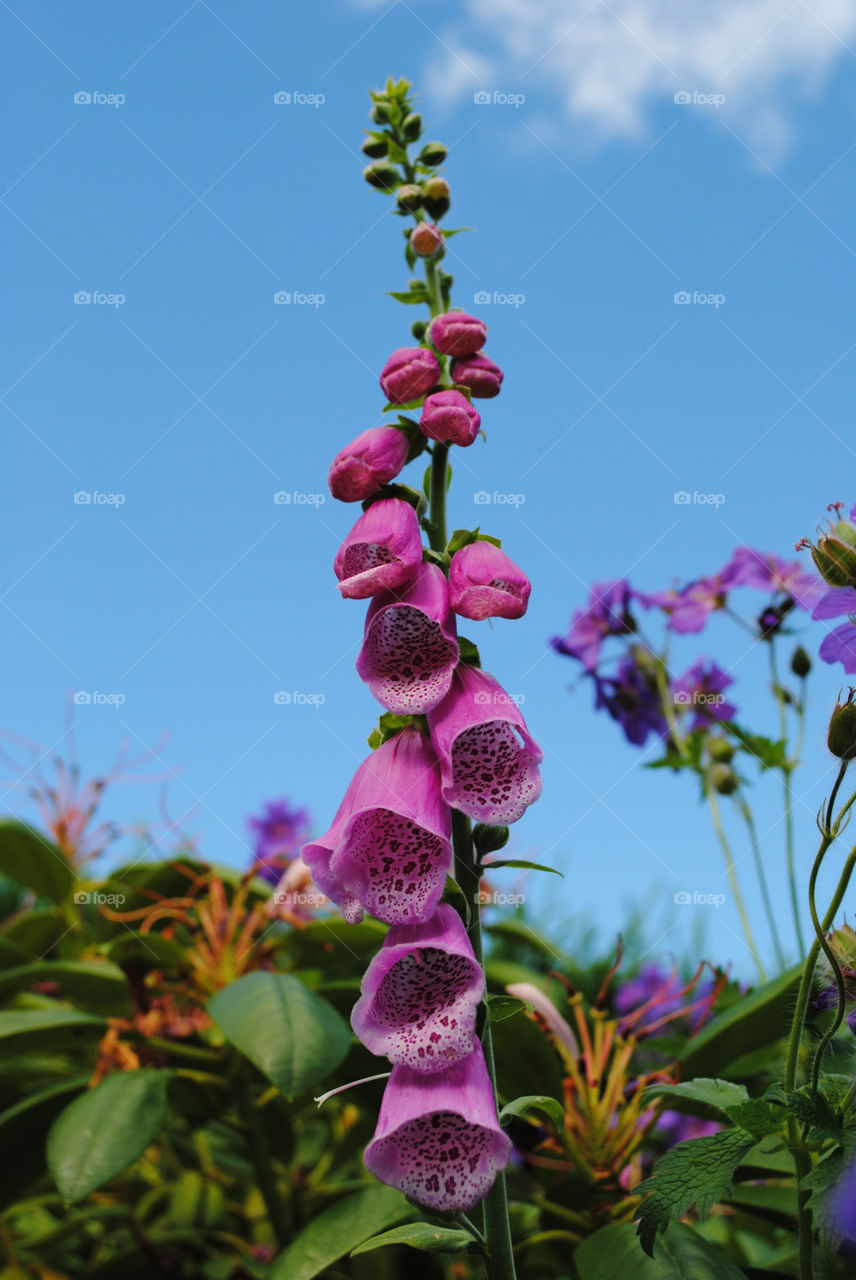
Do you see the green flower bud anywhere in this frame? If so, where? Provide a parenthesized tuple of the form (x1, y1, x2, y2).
(828, 689, 856, 761)
(371, 101, 392, 124)
(361, 135, 388, 159)
(363, 161, 400, 192)
(396, 183, 423, 213)
(411, 320, 427, 341)
(710, 763, 738, 795)
(708, 737, 736, 763)
(473, 823, 510, 856)
(791, 645, 811, 678)
(402, 112, 422, 141)
(423, 175, 451, 219)
(419, 140, 448, 167)
(810, 527, 856, 588)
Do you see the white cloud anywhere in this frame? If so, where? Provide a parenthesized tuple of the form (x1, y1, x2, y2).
(402, 0, 856, 154)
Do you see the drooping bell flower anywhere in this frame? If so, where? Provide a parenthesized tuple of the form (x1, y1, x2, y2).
(301, 727, 452, 925)
(352, 903, 483, 1071)
(451, 351, 503, 398)
(334, 498, 422, 600)
(428, 311, 487, 357)
(419, 389, 481, 447)
(427, 664, 542, 824)
(449, 542, 531, 621)
(356, 562, 459, 713)
(380, 346, 440, 404)
(328, 427, 410, 503)
(364, 1040, 511, 1211)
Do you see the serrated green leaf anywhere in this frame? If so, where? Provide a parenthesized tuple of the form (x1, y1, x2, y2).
(271, 1186, 412, 1279)
(352, 1224, 474, 1256)
(729, 727, 787, 770)
(635, 1128, 756, 1255)
(500, 1093, 564, 1132)
(724, 1096, 785, 1139)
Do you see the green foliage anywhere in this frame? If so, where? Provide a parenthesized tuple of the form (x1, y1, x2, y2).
(577, 1221, 747, 1279)
(352, 1223, 477, 1256)
(271, 1186, 412, 1278)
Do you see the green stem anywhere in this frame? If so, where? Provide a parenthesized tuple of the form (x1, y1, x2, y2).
(736, 792, 786, 971)
(706, 780, 766, 983)
(234, 1072, 290, 1247)
(769, 641, 805, 956)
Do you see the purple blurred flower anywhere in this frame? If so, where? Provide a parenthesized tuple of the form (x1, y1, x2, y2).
(833, 1163, 856, 1240)
(248, 800, 311, 884)
(813, 586, 856, 674)
(649, 563, 739, 634)
(656, 1110, 721, 1147)
(671, 660, 737, 731)
(552, 580, 638, 670)
(727, 547, 822, 609)
(593, 654, 667, 747)
(615, 964, 684, 1026)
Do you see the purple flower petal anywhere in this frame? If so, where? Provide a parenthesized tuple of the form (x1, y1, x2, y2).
(819, 623, 856, 674)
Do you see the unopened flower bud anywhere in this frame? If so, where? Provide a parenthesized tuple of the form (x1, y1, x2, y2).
(428, 312, 487, 357)
(791, 646, 812, 678)
(707, 737, 735, 763)
(828, 689, 856, 760)
(380, 347, 440, 404)
(710, 763, 737, 795)
(473, 823, 510, 856)
(402, 112, 422, 141)
(451, 352, 504, 399)
(409, 223, 444, 258)
(423, 176, 450, 219)
(396, 184, 423, 213)
(363, 161, 400, 192)
(811, 529, 856, 588)
(419, 141, 448, 167)
(371, 101, 392, 124)
(328, 426, 410, 503)
(361, 136, 388, 159)
(420, 389, 481, 447)
(411, 320, 427, 341)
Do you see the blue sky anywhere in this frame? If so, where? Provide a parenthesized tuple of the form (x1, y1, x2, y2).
(2, 1, 854, 978)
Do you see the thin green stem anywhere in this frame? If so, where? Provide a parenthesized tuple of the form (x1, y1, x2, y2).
(736, 792, 786, 972)
(706, 779, 766, 984)
(769, 640, 805, 956)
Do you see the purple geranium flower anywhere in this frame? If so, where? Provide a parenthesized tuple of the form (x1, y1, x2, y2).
(813, 585, 856, 674)
(656, 1110, 721, 1147)
(552, 579, 638, 670)
(593, 654, 668, 747)
(648, 562, 740, 634)
(671, 659, 737, 731)
(833, 1162, 856, 1240)
(248, 800, 311, 884)
(615, 964, 685, 1026)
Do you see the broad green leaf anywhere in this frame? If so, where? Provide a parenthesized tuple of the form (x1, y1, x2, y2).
(727, 1181, 797, 1226)
(47, 1069, 170, 1203)
(576, 1221, 746, 1279)
(207, 971, 350, 1098)
(487, 994, 529, 1022)
(635, 1128, 756, 1255)
(0, 1007, 104, 1057)
(271, 1186, 412, 1279)
(0, 1076, 87, 1208)
(491, 1006, 564, 1105)
(103, 931, 187, 971)
(352, 1224, 475, 1256)
(644, 1078, 749, 1116)
(484, 859, 564, 877)
(500, 1094, 564, 1133)
(0, 907, 71, 959)
(0, 960, 130, 1013)
(725, 1095, 787, 1139)
(0, 821, 74, 903)
(680, 965, 801, 1079)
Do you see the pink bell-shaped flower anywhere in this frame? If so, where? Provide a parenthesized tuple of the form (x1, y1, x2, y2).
(328, 427, 410, 503)
(427, 665, 542, 824)
(419, 389, 481, 447)
(380, 346, 440, 404)
(428, 311, 487, 357)
(449, 542, 531, 621)
(352, 903, 483, 1072)
(334, 498, 422, 600)
(301, 727, 452, 926)
(356, 562, 459, 713)
(364, 1040, 511, 1211)
(451, 352, 503, 399)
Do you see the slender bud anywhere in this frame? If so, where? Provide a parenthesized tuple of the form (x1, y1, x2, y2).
(361, 136, 388, 159)
(828, 689, 856, 761)
(710, 763, 737, 795)
(811, 529, 856, 588)
(419, 141, 448, 167)
(791, 646, 812, 678)
(402, 112, 422, 141)
(396, 184, 423, 213)
(363, 162, 400, 192)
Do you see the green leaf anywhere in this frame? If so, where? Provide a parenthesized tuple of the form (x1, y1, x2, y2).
(484, 859, 563, 878)
(644, 1078, 749, 1116)
(484, 919, 567, 960)
(457, 636, 481, 668)
(383, 397, 425, 412)
(576, 1221, 747, 1279)
(0, 821, 74, 903)
(728, 728, 787, 770)
(724, 1095, 786, 1139)
(446, 527, 480, 554)
(0, 960, 131, 1014)
(47, 1069, 170, 1204)
(635, 1128, 756, 1255)
(487, 993, 529, 1022)
(207, 971, 350, 1099)
(271, 1186, 412, 1279)
(680, 965, 801, 1079)
(389, 284, 430, 305)
(352, 1224, 475, 1256)
(0, 1077, 88, 1208)
(440, 227, 474, 237)
(500, 1093, 564, 1132)
(0, 1008, 104, 1057)
(367, 712, 417, 750)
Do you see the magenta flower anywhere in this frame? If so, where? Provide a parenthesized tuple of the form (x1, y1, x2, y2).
(671, 659, 736, 730)
(328, 427, 410, 503)
(356, 561, 459, 713)
(364, 1040, 512, 1211)
(428, 311, 487, 357)
(301, 727, 452, 926)
(419, 389, 481, 447)
(351, 903, 483, 1072)
(428, 664, 542, 824)
(451, 352, 503, 399)
(449, 542, 531, 621)
(813, 586, 856, 674)
(409, 223, 444, 258)
(552, 579, 637, 670)
(248, 799, 311, 884)
(380, 347, 440, 404)
(334, 498, 422, 600)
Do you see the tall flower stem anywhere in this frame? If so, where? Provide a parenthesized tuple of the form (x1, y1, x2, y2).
(769, 641, 804, 955)
(735, 792, 785, 972)
(706, 780, 766, 984)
